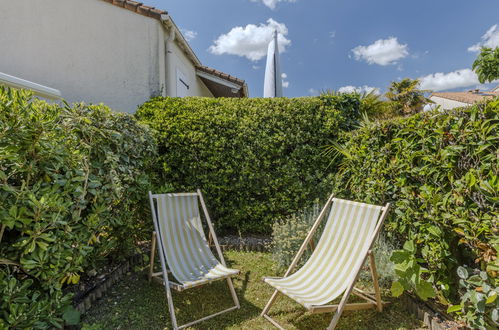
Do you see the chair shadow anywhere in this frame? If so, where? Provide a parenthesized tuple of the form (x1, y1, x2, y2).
(267, 294, 420, 330)
(154, 257, 263, 329)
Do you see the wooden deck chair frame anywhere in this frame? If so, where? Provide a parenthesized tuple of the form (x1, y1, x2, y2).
(148, 189, 240, 330)
(261, 193, 391, 330)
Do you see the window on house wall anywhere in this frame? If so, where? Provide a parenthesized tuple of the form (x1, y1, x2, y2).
(176, 68, 189, 97)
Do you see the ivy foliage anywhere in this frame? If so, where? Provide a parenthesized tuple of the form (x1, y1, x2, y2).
(331, 100, 498, 326)
(136, 95, 360, 233)
(0, 87, 157, 328)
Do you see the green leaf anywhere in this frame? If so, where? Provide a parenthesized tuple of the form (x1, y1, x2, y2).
(415, 281, 436, 301)
(457, 266, 468, 279)
(486, 292, 497, 304)
(62, 306, 80, 325)
(427, 225, 441, 237)
(391, 281, 405, 297)
(491, 308, 498, 323)
(447, 305, 462, 313)
(403, 240, 415, 253)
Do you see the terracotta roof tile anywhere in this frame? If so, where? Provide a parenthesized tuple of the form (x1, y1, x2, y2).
(102, 0, 167, 20)
(196, 65, 246, 86)
(431, 91, 499, 104)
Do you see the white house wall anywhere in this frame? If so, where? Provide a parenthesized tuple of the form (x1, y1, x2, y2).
(429, 96, 470, 110)
(0, 0, 213, 113)
(169, 41, 213, 98)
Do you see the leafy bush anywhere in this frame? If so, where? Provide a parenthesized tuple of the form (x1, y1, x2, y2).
(331, 101, 498, 326)
(0, 87, 157, 328)
(447, 266, 499, 329)
(136, 95, 361, 233)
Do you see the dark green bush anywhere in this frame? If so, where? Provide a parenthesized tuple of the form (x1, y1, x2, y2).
(0, 87, 157, 328)
(331, 101, 498, 325)
(136, 95, 360, 233)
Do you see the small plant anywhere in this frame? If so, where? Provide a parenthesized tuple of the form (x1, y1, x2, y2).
(270, 201, 322, 272)
(447, 266, 499, 329)
(390, 241, 436, 301)
(360, 234, 397, 287)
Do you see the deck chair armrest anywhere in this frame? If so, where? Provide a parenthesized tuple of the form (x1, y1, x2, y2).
(262, 276, 282, 281)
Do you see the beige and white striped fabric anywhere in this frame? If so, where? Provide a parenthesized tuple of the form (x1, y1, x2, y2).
(264, 198, 384, 309)
(154, 194, 239, 289)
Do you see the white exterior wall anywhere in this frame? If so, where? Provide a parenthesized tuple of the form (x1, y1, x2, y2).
(169, 41, 213, 98)
(429, 96, 471, 110)
(0, 0, 212, 113)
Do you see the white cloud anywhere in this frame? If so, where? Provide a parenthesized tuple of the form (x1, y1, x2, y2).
(329, 31, 336, 38)
(468, 24, 499, 52)
(209, 19, 291, 61)
(338, 85, 380, 95)
(419, 69, 479, 91)
(308, 88, 319, 96)
(352, 37, 409, 66)
(281, 73, 289, 88)
(181, 29, 197, 42)
(251, 0, 297, 10)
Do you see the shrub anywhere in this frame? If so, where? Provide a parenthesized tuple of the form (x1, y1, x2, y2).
(270, 201, 322, 271)
(331, 101, 498, 326)
(359, 234, 397, 287)
(0, 87, 157, 328)
(447, 266, 499, 329)
(136, 95, 360, 233)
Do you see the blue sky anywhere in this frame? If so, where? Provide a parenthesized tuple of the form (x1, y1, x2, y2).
(147, 0, 498, 97)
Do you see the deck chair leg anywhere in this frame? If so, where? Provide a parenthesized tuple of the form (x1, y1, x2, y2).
(226, 277, 240, 308)
(148, 231, 157, 282)
(369, 252, 383, 312)
(261, 289, 279, 316)
(163, 275, 179, 329)
(327, 281, 356, 330)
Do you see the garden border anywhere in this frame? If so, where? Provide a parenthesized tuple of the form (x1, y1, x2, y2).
(400, 294, 465, 329)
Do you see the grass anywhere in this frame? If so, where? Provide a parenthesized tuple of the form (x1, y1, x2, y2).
(82, 251, 424, 329)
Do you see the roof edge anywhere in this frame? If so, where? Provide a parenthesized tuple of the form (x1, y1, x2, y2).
(160, 15, 201, 67)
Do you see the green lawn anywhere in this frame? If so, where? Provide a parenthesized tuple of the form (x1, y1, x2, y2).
(82, 251, 424, 329)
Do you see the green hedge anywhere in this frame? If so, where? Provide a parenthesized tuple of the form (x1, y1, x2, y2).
(0, 87, 157, 328)
(136, 95, 360, 233)
(331, 101, 498, 323)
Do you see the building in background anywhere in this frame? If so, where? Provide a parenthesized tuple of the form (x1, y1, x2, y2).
(0, 0, 248, 113)
(429, 87, 499, 110)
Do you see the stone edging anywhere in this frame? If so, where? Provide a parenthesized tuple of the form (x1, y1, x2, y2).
(74, 254, 143, 314)
(400, 294, 465, 329)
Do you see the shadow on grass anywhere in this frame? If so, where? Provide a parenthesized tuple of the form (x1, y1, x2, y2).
(82, 252, 423, 330)
(170, 270, 262, 329)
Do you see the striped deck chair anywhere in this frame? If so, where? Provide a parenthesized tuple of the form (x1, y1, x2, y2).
(261, 193, 391, 329)
(148, 190, 240, 330)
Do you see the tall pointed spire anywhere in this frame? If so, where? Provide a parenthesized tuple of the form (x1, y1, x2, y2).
(263, 30, 283, 97)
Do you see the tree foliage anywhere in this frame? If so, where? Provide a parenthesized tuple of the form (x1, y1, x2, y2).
(385, 78, 432, 115)
(472, 47, 499, 84)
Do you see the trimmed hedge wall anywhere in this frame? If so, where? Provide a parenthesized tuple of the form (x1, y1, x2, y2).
(331, 101, 498, 315)
(0, 88, 157, 328)
(136, 95, 360, 233)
